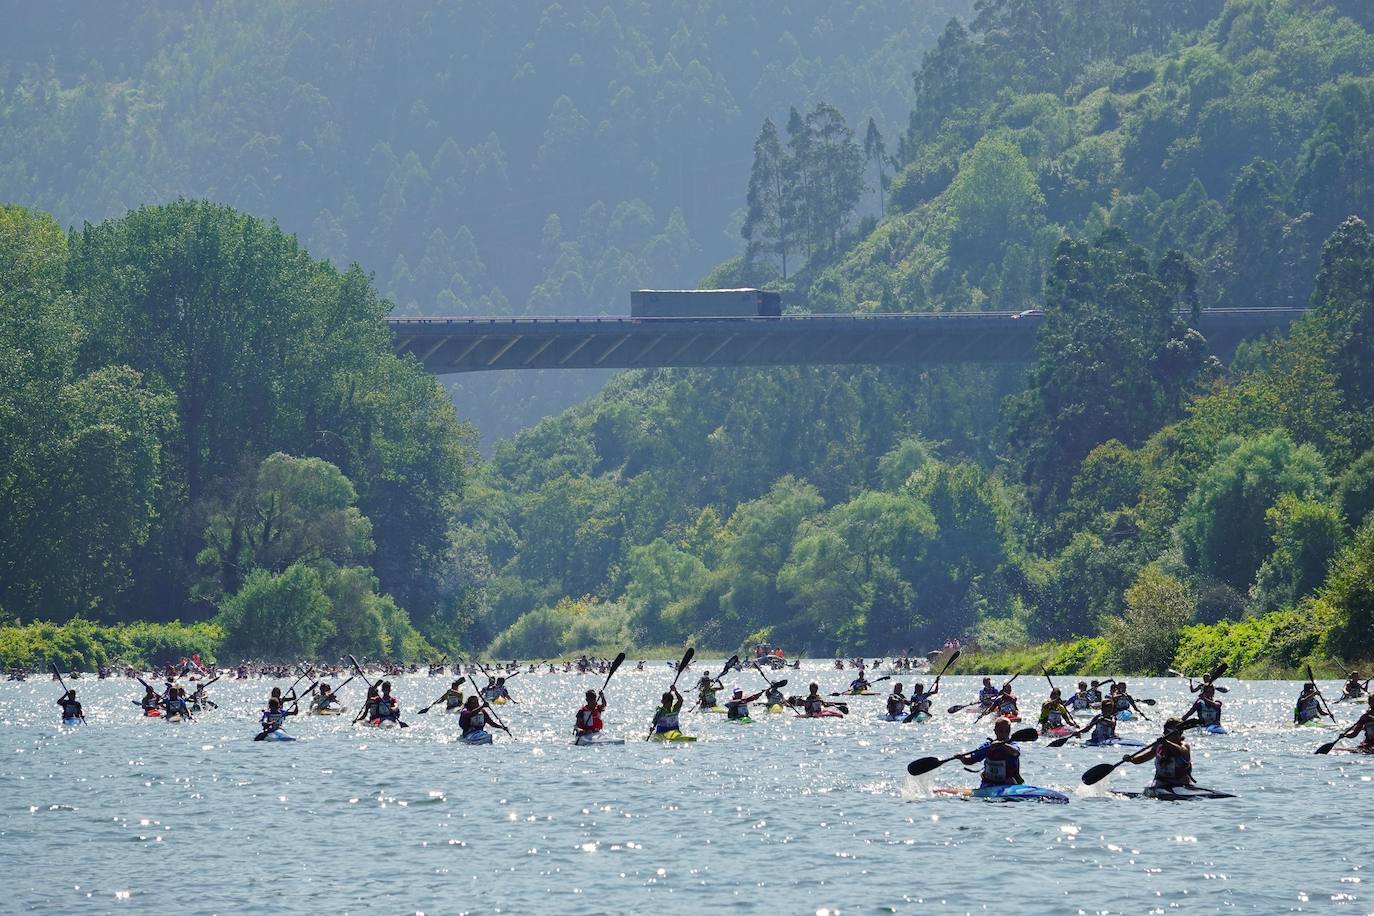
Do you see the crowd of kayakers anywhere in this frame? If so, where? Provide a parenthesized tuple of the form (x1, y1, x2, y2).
(37, 650, 1374, 800)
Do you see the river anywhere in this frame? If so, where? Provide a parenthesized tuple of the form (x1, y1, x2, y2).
(2, 666, 1369, 914)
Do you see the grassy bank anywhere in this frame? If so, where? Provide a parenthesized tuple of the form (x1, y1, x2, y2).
(945, 610, 1363, 679)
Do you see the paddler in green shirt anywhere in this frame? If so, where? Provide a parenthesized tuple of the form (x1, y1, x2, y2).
(696, 672, 722, 710)
(650, 686, 688, 739)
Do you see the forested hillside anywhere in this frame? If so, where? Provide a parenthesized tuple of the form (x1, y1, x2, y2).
(4, 0, 1374, 674)
(0, 0, 967, 442)
(464, 0, 1374, 673)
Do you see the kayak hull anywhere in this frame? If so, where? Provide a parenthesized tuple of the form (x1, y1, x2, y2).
(260, 731, 296, 742)
(650, 730, 698, 743)
(936, 785, 1070, 804)
(767, 704, 784, 714)
(310, 707, 345, 716)
(1333, 744, 1374, 755)
(1127, 784, 1235, 800)
(460, 730, 494, 745)
(728, 716, 754, 724)
(1202, 724, 1228, 735)
(1115, 711, 1134, 721)
(1083, 737, 1145, 747)
(1042, 725, 1074, 737)
(573, 734, 625, 746)
(61, 717, 82, 726)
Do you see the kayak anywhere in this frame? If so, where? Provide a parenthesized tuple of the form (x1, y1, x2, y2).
(847, 690, 877, 696)
(364, 718, 399, 729)
(165, 713, 187, 723)
(1083, 737, 1145, 747)
(1120, 784, 1235, 801)
(1042, 725, 1075, 737)
(1296, 718, 1327, 728)
(728, 716, 754, 725)
(573, 733, 625, 746)
(142, 708, 162, 718)
(879, 712, 909, 722)
(1201, 724, 1228, 735)
(650, 730, 698, 742)
(491, 697, 509, 705)
(61, 717, 82, 727)
(935, 785, 1070, 804)
(309, 707, 346, 716)
(460, 730, 494, 745)
(805, 709, 845, 718)
(767, 704, 785, 714)
(1115, 710, 1134, 721)
(1333, 744, 1374, 755)
(700, 706, 726, 714)
(260, 730, 296, 742)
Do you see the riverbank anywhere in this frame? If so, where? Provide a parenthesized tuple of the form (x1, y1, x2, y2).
(943, 608, 1365, 679)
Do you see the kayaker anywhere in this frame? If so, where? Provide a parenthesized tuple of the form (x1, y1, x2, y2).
(259, 697, 296, 736)
(1340, 671, 1369, 702)
(848, 671, 871, 694)
(479, 676, 499, 700)
(1187, 670, 1221, 694)
(311, 683, 341, 712)
(139, 685, 160, 714)
(1110, 682, 1148, 720)
(372, 681, 400, 724)
(725, 687, 763, 721)
(1038, 688, 1077, 735)
(164, 686, 193, 720)
(1070, 699, 1125, 745)
(886, 683, 909, 718)
(1124, 718, 1194, 790)
(907, 681, 938, 719)
(575, 689, 606, 739)
(491, 677, 515, 703)
(802, 683, 841, 717)
(1182, 684, 1224, 730)
(1337, 695, 1374, 750)
(650, 687, 686, 737)
(764, 681, 786, 709)
(459, 695, 504, 742)
(189, 681, 216, 711)
(438, 679, 465, 711)
(57, 689, 84, 723)
(361, 683, 381, 720)
(1066, 681, 1093, 711)
(957, 718, 1023, 788)
(1086, 680, 1104, 704)
(696, 673, 722, 710)
(977, 683, 1019, 721)
(977, 677, 999, 710)
(1295, 682, 1329, 725)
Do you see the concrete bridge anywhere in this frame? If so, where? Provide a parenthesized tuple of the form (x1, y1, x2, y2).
(388, 309, 1306, 374)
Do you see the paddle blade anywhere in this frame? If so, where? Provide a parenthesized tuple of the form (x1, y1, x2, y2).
(603, 651, 626, 685)
(1048, 735, 1072, 748)
(939, 649, 960, 675)
(1082, 762, 1116, 786)
(719, 655, 740, 677)
(1141, 698, 1157, 706)
(1314, 741, 1337, 755)
(946, 704, 965, 714)
(678, 647, 695, 672)
(772, 679, 788, 690)
(1011, 727, 1040, 743)
(906, 756, 942, 777)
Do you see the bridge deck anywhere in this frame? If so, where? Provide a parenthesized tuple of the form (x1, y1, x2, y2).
(388, 310, 1306, 374)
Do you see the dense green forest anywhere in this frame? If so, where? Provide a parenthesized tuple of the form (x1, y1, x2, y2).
(0, 0, 968, 443)
(3, 0, 1374, 673)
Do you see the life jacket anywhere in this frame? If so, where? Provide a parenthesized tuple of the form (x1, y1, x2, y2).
(886, 694, 906, 716)
(1085, 689, 1102, 703)
(1197, 698, 1221, 725)
(725, 699, 749, 720)
(1041, 703, 1065, 728)
(576, 704, 603, 733)
(141, 695, 159, 711)
(261, 709, 288, 729)
(765, 687, 783, 705)
(1153, 742, 1191, 786)
(978, 687, 998, 705)
(59, 699, 81, 718)
(975, 742, 1019, 787)
(1113, 695, 1132, 711)
(1067, 691, 1091, 710)
(375, 695, 399, 720)
(1090, 716, 1117, 742)
(445, 690, 465, 710)
(654, 708, 680, 733)
(459, 708, 487, 735)
(1362, 717, 1374, 744)
(804, 695, 824, 716)
(912, 691, 933, 714)
(698, 685, 717, 706)
(1297, 694, 1321, 721)
(997, 695, 1018, 716)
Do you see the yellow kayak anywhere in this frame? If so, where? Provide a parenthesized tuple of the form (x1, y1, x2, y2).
(768, 704, 785, 714)
(650, 729, 698, 743)
(491, 697, 509, 705)
(310, 707, 345, 716)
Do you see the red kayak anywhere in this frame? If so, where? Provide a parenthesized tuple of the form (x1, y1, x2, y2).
(143, 708, 162, 718)
(806, 709, 845, 718)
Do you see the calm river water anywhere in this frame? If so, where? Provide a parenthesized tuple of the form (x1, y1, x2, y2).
(1, 666, 1369, 914)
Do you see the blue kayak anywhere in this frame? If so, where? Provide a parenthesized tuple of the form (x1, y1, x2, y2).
(1083, 737, 1145, 747)
(461, 730, 493, 745)
(973, 784, 1071, 804)
(61, 717, 82, 727)
(1115, 710, 1134, 721)
(1202, 724, 1228, 735)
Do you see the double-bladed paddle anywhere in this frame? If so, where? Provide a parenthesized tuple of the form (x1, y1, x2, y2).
(418, 676, 465, 715)
(905, 727, 1040, 776)
(1080, 719, 1201, 785)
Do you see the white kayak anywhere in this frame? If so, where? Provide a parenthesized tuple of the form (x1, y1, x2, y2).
(573, 733, 625, 746)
